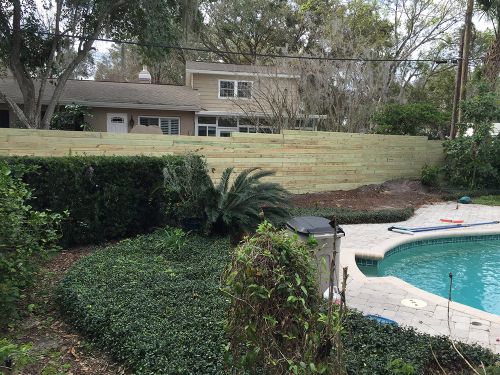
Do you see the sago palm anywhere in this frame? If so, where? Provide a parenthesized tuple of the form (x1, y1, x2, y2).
(204, 167, 290, 240)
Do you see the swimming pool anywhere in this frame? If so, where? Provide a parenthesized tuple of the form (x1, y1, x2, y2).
(357, 235, 500, 316)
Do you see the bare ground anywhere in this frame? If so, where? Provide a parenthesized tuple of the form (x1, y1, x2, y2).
(292, 179, 444, 210)
(2, 246, 127, 375)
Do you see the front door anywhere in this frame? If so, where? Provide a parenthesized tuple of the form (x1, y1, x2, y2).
(106, 113, 128, 133)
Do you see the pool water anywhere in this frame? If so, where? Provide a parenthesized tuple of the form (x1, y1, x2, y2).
(358, 238, 500, 315)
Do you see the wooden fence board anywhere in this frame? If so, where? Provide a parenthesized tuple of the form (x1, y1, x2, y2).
(0, 129, 444, 193)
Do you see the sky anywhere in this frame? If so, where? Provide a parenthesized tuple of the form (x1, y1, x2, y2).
(33, 0, 496, 60)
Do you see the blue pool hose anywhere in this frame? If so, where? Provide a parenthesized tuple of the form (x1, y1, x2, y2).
(389, 221, 500, 233)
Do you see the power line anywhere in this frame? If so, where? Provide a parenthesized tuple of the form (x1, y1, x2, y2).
(37, 31, 462, 64)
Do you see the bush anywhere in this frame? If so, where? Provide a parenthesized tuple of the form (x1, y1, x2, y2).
(280, 207, 414, 226)
(224, 222, 328, 374)
(372, 103, 450, 139)
(160, 154, 212, 224)
(420, 164, 440, 187)
(204, 168, 290, 240)
(442, 87, 500, 189)
(2, 155, 206, 246)
(343, 310, 498, 375)
(0, 163, 63, 328)
(56, 228, 230, 375)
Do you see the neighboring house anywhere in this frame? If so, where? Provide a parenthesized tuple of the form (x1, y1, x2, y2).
(0, 61, 317, 136)
(0, 75, 200, 135)
(185, 61, 308, 137)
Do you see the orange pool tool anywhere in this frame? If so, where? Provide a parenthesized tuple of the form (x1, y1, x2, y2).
(440, 219, 464, 224)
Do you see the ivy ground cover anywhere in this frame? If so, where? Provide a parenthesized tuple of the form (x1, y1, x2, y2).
(56, 229, 230, 374)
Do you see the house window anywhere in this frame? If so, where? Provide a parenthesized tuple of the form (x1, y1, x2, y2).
(160, 118, 180, 135)
(219, 80, 252, 98)
(111, 116, 125, 124)
(198, 126, 216, 136)
(139, 117, 159, 126)
(138, 116, 180, 135)
(219, 81, 235, 98)
(218, 117, 238, 127)
(197, 116, 217, 124)
(237, 81, 252, 98)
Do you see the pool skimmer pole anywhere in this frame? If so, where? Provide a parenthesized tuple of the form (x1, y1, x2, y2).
(388, 221, 500, 234)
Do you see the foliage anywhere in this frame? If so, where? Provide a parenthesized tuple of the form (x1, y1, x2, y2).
(56, 228, 230, 375)
(281, 207, 415, 226)
(443, 87, 500, 188)
(0, 338, 33, 372)
(1, 155, 205, 247)
(200, 0, 305, 64)
(204, 168, 290, 239)
(0, 163, 63, 328)
(0, 0, 190, 129)
(420, 164, 440, 187)
(474, 195, 500, 206)
(50, 104, 94, 131)
(160, 154, 212, 221)
(224, 221, 333, 374)
(56, 228, 499, 374)
(343, 310, 498, 375)
(373, 103, 450, 139)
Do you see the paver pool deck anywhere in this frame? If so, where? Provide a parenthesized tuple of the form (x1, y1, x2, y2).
(340, 202, 500, 354)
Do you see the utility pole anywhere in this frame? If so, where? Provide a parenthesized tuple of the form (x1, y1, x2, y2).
(458, 0, 474, 124)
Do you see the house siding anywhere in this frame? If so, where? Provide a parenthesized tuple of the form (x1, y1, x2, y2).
(88, 108, 196, 135)
(192, 73, 299, 115)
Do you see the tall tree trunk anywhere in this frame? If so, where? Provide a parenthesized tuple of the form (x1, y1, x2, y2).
(484, 35, 500, 83)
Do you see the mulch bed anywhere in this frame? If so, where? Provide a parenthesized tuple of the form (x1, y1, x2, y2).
(5, 246, 128, 375)
(292, 179, 443, 211)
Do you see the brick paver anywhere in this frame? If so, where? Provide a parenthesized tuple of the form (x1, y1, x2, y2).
(339, 202, 500, 353)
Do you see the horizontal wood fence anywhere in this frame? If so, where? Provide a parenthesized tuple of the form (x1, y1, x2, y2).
(0, 128, 444, 193)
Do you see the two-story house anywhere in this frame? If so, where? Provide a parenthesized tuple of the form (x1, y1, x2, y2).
(0, 61, 314, 136)
(185, 61, 303, 137)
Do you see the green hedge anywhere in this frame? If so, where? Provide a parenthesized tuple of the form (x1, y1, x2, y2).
(56, 229, 230, 375)
(344, 310, 498, 374)
(285, 207, 415, 225)
(2, 156, 201, 246)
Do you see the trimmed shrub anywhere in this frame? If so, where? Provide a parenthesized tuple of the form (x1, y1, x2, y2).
(56, 229, 230, 374)
(343, 310, 498, 375)
(0, 162, 63, 328)
(281, 207, 414, 226)
(2, 155, 205, 246)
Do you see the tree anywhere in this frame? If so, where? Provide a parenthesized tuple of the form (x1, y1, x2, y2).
(377, 0, 465, 101)
(476, 0, 500, 82)
(95, 44, 185, 85)
(200, 0, 307, 64)
(372, 102, 451, 139)
(296, 0, 394, 132)
(0, 0, 191, 129)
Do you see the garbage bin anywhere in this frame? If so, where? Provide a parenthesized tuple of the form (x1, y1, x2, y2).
(286, 216, 345, 295)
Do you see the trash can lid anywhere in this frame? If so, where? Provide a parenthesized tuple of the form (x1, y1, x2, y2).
(286, 216, 344, 235)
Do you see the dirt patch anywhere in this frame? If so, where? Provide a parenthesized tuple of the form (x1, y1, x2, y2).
(3, 246, 128, 375)
(292, 179, 443, 210)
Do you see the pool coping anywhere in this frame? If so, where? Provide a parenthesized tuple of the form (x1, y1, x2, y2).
(341, 227, 500, 325)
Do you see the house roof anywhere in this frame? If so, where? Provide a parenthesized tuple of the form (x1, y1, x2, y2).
(0, 78, 201, 111)
(185, 61, 299, 78)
